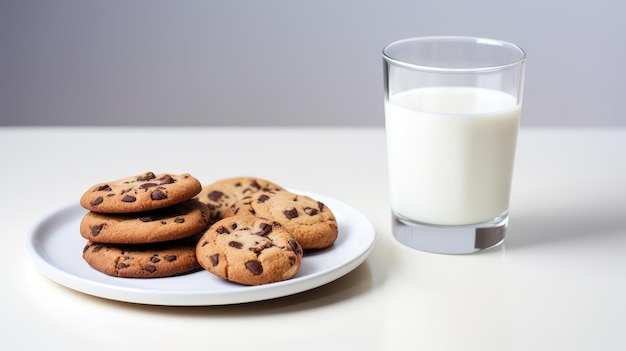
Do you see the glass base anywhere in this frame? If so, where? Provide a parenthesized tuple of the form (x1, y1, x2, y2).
(392, 213, 507, 254)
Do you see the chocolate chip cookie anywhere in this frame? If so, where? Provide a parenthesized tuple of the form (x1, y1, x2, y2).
(80, 199, 211, 244)
(196, 215, 303, 286)
(82, 236, 201, 278)
(224, 191, 338, 250)
(195, 177, 284, 221)
(80, 172, 202, 213)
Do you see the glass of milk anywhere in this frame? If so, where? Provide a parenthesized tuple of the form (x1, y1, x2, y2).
(383, 36, 526, 254)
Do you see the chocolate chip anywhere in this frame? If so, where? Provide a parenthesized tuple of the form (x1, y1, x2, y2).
(245, 260, 263, 275)
(96, 185, 112, 192)
(253, 222, 272, 236)
(257, 194, 270, 203)
(288, 239, 302, 255)
(174, 217, 185, 223)
(143, 264, 157, 273)
(90, 224, 104, 237)
(122, 195, 136, 202)
(150, 256, 161, 263)
(90, 196, 104, 206)
(229, 241, 243, 249)
(210, 254, 219, 266)
(137, 172, 156, 181)
(83, 245, 90, 253)
(92, 245, 103, 253)
(283, 207, 299, 219)
(208, 190, 224, 202)
(164, 255, 177, 262)
(157, 175, 175, 184)
(151, 189, 167, 200)
(318, 202, 325, 211)
(139, 216, 153, 222)
(201, 240, 209, 247)
(139, 182, 158, 189)
(117, 263, 130, 269)
(250, 180, 261, 189)
(304, 207, 318, 216)
(216, 226, 230, 234)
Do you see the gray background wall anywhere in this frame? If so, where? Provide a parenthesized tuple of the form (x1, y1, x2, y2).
(1, 0, 624, 127)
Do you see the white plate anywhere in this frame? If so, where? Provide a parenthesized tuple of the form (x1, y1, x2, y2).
(26, 190, 376, 306)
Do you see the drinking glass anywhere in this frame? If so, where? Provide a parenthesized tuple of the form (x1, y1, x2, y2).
(383, 36, 526, 254)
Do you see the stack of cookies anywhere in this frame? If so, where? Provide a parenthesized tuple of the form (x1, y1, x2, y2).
(79, 172, 211, 278)
(77, 173, 339, 286)
(193, 177, 339, 285)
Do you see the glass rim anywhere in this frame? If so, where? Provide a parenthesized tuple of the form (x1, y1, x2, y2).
(382, 36, 527, 73)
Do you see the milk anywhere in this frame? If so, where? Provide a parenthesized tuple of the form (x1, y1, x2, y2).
(385, 86, 521, 225)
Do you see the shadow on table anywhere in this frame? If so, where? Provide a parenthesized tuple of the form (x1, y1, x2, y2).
(504, 207, 626, 249)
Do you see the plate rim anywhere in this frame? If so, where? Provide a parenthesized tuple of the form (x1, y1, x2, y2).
(26, 190, 376, 306)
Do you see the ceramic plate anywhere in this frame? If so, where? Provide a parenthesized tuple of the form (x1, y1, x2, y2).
(26, 190, 376, 306)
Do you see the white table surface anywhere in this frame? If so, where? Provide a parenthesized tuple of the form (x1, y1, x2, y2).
(1, 126, 625, 350)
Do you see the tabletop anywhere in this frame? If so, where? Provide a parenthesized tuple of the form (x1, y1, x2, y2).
(1, 126, 625, 350)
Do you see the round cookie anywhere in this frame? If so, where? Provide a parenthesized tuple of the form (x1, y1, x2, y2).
(80, 199, 211, 244)
(80, 171, 202, 213)
(196, 215, 303, 286)
(195, 177, 283, 221)
(224, 191, 338, 250)
(82, 237, 201, 278)
(80, 172, 202, 213)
